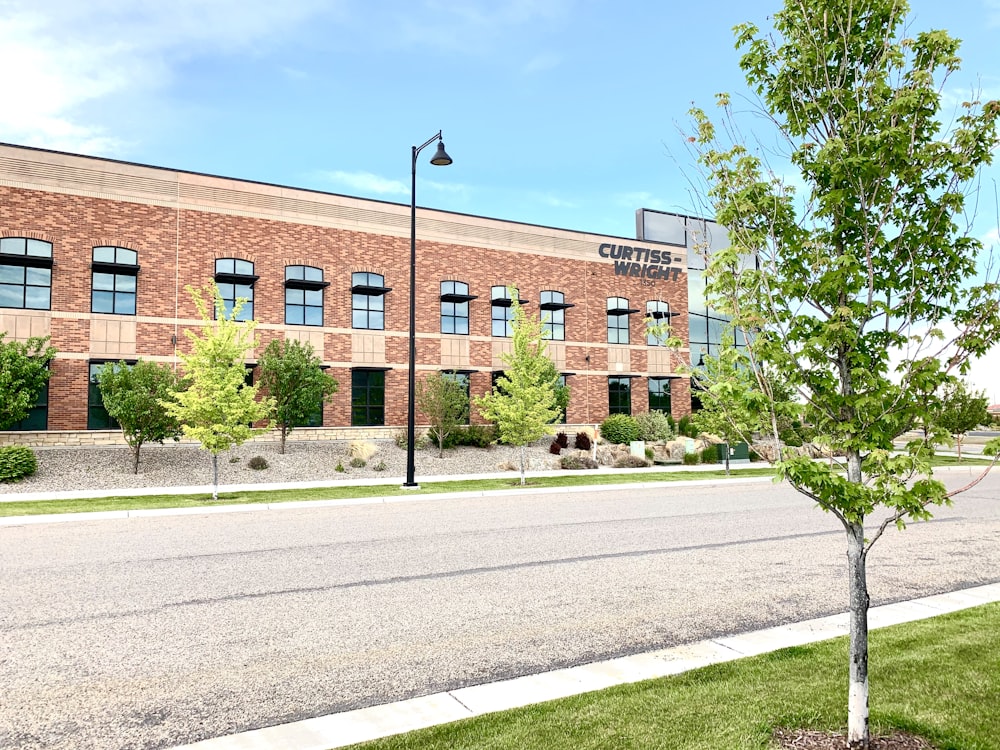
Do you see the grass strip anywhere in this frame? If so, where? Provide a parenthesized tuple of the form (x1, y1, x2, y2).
(0, 468, 779, 517)
(344, 602, 1000, 750)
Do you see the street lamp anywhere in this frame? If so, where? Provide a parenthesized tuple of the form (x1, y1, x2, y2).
(404, 131, 453, 489)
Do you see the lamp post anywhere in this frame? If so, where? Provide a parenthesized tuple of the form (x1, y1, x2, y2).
(404, 131, 453, 489)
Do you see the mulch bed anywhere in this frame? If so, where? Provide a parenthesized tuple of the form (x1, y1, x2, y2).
(772, 728, 937, 749)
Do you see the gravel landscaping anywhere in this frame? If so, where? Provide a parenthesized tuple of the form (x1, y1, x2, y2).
(0, 438, 567, 495)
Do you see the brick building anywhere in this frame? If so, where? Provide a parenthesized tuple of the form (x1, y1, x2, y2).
(0, 143, 691, 443)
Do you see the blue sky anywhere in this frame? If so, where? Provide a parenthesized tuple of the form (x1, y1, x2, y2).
(2, 0, 999, 398)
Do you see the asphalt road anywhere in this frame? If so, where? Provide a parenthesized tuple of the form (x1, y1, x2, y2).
(2, 471, 999, 750)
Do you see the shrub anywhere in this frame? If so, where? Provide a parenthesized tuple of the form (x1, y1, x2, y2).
(0, 445, 37, 482)
(682, 452, 701, 465)
(600, 414, 640, 445)
(644, 446, 654, 460)
(349, 456, 366, 468)
(574, 431, 592, 451)
(555, 432, 569, 448)
(634, 410, 674, 442)
(614, 455, 651, 468)
(560, 454, 599, 470)
(335, 462, 345, 473)
(677, 414, 698, 438)
(549, 441, 562, 455)
(748, 448, 762, 462)
(348, 440, 378, 461)
(700, 446, 719, 464)
(457, 423, 497, 448)
(394, 430, 430, 450)
(247, 455, 268, 470)
(372, 460, 387, 472)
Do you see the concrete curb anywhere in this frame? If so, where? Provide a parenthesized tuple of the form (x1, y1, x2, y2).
(166, 582, 1000, 750)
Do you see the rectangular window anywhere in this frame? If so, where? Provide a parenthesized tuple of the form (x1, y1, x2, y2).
(9, 378, 48, 430)
(649, 378, 672, 414)
(443, 370, 471, 424)
(609, 376, 631, 415)
(539, 290, 571, 341)
(1, 238, 53, 310)
(285, 265, 327, 326)
(351, 369, 385, 426)
(214, 258, 257, 321)
(88, 361, 130, 430)
(352, 272, 388, 330)
(607, 297, 633, 345)
(491, 286, 522, 338)
(92, 246, 138, 315)
(440, 281, 473, 334)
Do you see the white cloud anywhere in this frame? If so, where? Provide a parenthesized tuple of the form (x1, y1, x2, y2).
(0, 0, 331, 154)
(320, 171, 409, 196)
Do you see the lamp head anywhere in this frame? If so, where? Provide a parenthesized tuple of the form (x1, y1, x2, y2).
(429, 140, 453, 166)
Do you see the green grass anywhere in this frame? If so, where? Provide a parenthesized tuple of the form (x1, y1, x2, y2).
(344, 603, 1000, 750)
(0, 467, 779, 517)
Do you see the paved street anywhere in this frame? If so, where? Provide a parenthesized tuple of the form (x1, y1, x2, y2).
(2, 471, 999, 750)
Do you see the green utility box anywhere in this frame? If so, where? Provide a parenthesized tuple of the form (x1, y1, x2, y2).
(716, 442, 750, 461)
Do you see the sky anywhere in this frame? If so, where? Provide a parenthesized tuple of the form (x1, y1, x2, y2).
(2, 0, 999, 400)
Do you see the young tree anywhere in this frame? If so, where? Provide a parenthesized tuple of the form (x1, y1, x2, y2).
(933, 379, 989, 462)
(417, 372, 470, 457)
(0, 334, 56, 430)
(475, 294, 561, 485)
(258, 338, 339, 454)
(161, 284, 274, 500)
(689, 1, 1000, 746)
(97, 359, 183, 474)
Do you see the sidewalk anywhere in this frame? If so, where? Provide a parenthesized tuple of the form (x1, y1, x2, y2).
(166, 582, 1000, 750)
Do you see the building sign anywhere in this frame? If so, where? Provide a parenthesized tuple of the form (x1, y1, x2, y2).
(598, 243, 684, 283)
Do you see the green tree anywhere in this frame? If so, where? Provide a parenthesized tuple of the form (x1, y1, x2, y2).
(475, 293, 561, 485)
(0, 334, 56, 430)
(258, 338, 339, 454)
(97, 359, 183, 474)
(161, 284, 274, 499)
(933, 379, 989, 462)
(689, 1, 1000, 746)
(538, 356, 570, 423)
(417, 371, 470, 457)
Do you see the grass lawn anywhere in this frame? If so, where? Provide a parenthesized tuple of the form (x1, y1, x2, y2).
(0, 467, 780, 517)
(344, 603, 1000, 750)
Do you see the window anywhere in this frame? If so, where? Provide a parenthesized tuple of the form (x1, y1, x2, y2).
(607, 297, 636, 344)
(440, 280, 475, 334)
(285, 265, 328, 326)
(646, 301, 676, 345)
(649, 378, 672, 414)
(443, 370, 472, 423)
(608, 376, 632, 415)
(10, 376, 48, 430)
(88, 361, 135, 430)
(0, 237, 52, 310)
(91, 246, 138, 314)
(540, 290, 572, 341)
(491, 286, 527, 337)
(352, 272, 390, 330)
(214, 258, 258, 321)
(554, 374, 568, 424)
(351, 369, 385, 426)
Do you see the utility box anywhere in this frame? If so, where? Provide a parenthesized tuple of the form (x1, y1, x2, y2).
(716, 442, 750, 461)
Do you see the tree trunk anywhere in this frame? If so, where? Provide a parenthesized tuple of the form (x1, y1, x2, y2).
(211, 453, 219, 502)
(846, 521, 870, 749)
(519, 445, 526, 486)
(131, 443, 141, 475)
(956, 435, 963, 462)
(280, 426, 287, 455)
(724, 441, 730, 476)
(439, 433, 444, 458)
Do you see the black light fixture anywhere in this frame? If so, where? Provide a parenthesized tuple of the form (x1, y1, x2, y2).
(404, 131, 453, 489)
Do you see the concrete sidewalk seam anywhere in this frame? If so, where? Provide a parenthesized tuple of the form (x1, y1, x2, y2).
(165, 582, 1000, 750)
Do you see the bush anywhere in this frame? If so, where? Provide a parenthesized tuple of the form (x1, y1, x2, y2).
(555, 432, 569, 448)
(348, 440, 378, 461)
(614, 455, 651, 468)
(560, 454, 599, 470)
(372, 460, 387, 472)
(394, 430, 430, 450)
(682, 452, 701, 465)
(574, 431, 592, 451)
(600, 414, 640, 445)
(0, 445, 37, 482)
(247, 455, 268, 470)
(335, 462, 345, 473)
(427, 423, 498, 450)
(644, 446, 654, 460)
(349, 456, 366, 468)
(634, 410, 675, 442)
(677, 415, 698, 438)
(700, 446, 719, 464)
(549, 441, 562, 455)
